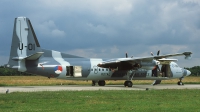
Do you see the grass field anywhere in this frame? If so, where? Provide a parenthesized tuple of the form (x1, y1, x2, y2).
(0, 76, 200, 111)
(0, 90, 200, 112)
(0, 76, 200, 86)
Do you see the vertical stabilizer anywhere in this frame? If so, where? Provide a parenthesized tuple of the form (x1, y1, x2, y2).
(7, 17, 42, 71)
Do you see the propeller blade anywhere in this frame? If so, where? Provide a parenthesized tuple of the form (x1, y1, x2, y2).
(157, 50, 160, 56)
(151, 52, 154, 56)
(156, 65, 160, 71)
(126, 53, 128, 58)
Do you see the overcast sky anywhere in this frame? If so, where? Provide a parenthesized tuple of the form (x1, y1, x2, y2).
(0, 0, 199, 67)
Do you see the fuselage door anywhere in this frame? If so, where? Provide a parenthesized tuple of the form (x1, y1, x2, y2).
(66, 66, 82, 77)
(161, 64, 172, 78)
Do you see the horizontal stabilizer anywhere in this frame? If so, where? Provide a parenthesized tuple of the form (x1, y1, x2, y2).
(12, 52, 44, 61)
(25, 52, 44, 60)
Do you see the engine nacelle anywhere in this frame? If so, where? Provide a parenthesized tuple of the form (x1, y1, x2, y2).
(140, 60, 158, 70)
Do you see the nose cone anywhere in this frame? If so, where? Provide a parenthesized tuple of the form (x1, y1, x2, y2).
(183, 69, 191, 77)
(186, 70, 191, 76)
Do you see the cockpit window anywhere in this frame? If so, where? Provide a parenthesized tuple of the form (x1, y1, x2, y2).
(171, 64, 179, 68)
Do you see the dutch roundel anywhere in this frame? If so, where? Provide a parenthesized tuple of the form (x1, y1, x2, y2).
(54, 65, 63, 74)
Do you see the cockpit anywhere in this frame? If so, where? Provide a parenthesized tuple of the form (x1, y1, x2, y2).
(170, 62, 179, 68)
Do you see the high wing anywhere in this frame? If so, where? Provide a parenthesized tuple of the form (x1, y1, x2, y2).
(97, 52, 192, 70)
(153, 52, 192, 59)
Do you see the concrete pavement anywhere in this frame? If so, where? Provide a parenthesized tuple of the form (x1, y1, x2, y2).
(1, 84, 200, 93)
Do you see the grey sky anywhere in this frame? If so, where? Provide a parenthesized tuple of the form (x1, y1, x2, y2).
(0, 0, 199, 67)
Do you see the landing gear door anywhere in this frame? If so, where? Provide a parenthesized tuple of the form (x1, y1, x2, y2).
(74, 66, 82, 77)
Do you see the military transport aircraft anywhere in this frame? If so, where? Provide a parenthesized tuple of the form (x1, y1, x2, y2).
(5, 17, 192, 87)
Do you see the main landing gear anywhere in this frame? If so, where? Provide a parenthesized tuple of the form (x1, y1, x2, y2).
(124, 81, 133, 87)
(177, 78, 184, 85)
(124, 71, 135, 87)
(92, 80, 106, 86)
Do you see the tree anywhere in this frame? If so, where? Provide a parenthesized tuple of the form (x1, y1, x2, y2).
(185, 66, 200, 76)
(0, 66, 35, 76)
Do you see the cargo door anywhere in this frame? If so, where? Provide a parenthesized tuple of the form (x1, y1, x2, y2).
(74, 66, 82, 77)
(66, 66, 82, 77)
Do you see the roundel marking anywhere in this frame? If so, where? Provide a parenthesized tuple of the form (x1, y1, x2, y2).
(54, 65, 63, 74)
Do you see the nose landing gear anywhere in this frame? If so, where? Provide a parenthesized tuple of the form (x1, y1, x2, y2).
(177, 77, 184, 85)
(177, 81, 184, 85)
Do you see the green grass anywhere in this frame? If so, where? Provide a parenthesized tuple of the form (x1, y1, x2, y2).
(0, 90, 200, 112)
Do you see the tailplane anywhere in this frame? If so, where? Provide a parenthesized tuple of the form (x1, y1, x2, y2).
(7, 17, 43, 71)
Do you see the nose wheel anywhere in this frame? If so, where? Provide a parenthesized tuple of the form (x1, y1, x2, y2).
(124, 81, 133, 87)
(177, 81, 184, 85)
(177, 78, 184, 85)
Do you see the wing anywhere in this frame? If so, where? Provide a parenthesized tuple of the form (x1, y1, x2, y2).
(98, 57, 154, 70)
(153, 52, 192, 59)
(98, 52, 192, 70)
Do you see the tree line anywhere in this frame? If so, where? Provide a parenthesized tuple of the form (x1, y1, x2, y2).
(0, 65, 200, 76)
(0, 66, 35, 76)
(185, 66, 200, 76)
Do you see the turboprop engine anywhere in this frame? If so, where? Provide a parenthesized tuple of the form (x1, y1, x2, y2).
(138, 60, 160, 70)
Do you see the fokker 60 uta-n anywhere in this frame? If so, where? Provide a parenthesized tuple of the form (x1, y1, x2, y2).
(6, 17, 192, 87)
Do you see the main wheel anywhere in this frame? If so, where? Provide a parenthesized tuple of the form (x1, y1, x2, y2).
(127, 81, 133, 87)
(98, 80, 106, 86)
(124, 81, 132, 87)
(124, 81, 128, 87)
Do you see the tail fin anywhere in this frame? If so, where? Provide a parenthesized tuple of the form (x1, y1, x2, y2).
(7, 17, 43, 70)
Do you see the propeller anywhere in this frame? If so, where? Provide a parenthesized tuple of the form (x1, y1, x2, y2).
(151, 50, 160, 56)
(156, 50, 161, 71)
(151, 50, 161, 71)
(156, 63, 161, 71)
(125, 52, 133, 58)
(151, 52, 154, 56)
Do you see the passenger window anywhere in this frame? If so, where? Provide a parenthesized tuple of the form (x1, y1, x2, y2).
(102, 69, 104, 71)
(91, 69, 93, 71)
(99, 69, 101, 71)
